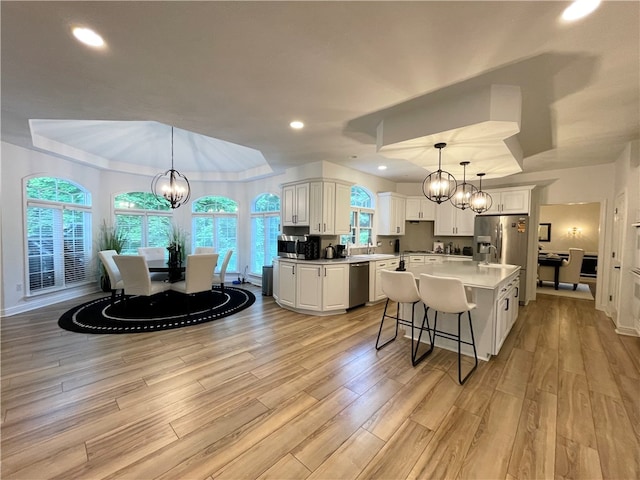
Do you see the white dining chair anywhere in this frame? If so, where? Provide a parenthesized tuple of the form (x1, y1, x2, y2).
(171, 254, 218, 313)
(194, 247, 215, 254)
(98, 249, 125, 305)
(376, 269, 434, 366)
(113, 255, 170, 306)
(138, 247, 169, 281)
(212, 249, 233, 292)
(539, 248, 585, 290)
(419, 273, 478, 385)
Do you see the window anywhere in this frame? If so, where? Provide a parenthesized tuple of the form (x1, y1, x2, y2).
(250, 193, 280, 275)
(192, 196, 238, 272)
(340, 186, 374, 246)
(25, 177, 92, 294)
(114, 192, 172, 256)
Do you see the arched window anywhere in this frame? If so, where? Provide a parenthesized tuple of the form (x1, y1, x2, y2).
(192, 196, 238, 272)
(25, 176, 92, 294)
(250, 193, 280, 275)
(114, 192, 172, 256)
(340, 186, 374, 247)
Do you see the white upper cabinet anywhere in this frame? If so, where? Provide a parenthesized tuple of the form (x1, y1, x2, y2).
(406, 196, 436, 221)
(283, 179, 351, 234)
(434, 201, 475, 236)
(309, 180, 351, 235)
(480, 187, 533, 215)
(378, 192, 406, 235)
(282, 182, 310, 226)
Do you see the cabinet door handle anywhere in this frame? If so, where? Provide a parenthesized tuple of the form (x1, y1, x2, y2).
(318, 223, 321, 231)
(319, 267, 322, 277)
(505, 298, 510, 311)
(292, 265, 295, 275)
(323, 223, 326, 232)
(324, 267, 327, 277)
(515, 287, 519, 298)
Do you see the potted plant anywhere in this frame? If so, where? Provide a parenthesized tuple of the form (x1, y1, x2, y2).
(167, 223, 188, 281)
(97, 219, 125, 291)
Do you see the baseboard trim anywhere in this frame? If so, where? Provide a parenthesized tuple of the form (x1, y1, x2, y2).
(615, 326, 640, 337)
(1, 285, 100, 317)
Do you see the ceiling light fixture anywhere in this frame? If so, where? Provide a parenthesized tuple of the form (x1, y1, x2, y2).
(469, 173, 493, 214)
(451, 161, 478, 210)
(72, 27, 105, 47)
(422, 142, 457, 204)
(378, 165, 387, 170)
(561, 0, 601, 21)
(151, 126, 191, 209)
(289, 121, 304, 129)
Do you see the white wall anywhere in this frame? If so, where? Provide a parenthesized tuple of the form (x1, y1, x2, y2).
(612, 140, 640, 334)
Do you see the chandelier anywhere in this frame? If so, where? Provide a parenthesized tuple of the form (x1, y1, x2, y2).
(469, 173, 493, 214)
(151, 126, 191, 209)
(422, 142, 457, 204)
(451, 161, 478, 210)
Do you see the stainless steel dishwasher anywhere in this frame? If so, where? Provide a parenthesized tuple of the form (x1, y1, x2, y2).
(349, 262, 370, 308)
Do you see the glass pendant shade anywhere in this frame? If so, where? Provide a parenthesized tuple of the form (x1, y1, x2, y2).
(469, 173, 493, 214)
(422, 142, 457, 204)
(151, 127, 191, 209)
(451, 161, 478, 210)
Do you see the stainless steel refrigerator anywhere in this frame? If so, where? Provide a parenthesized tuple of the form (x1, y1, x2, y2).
(473, 214, 529, 304)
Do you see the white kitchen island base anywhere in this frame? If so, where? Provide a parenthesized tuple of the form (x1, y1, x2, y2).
(400, 262, 521, 361)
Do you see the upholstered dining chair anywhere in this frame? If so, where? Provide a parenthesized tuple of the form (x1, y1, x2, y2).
(538, 248, 585, 290)
(212, 249, 233, 292)
(419, 273, 478, 385)
(113, 255, 170, 306)
(194, 247, 215, 254)
(170, 254, 219, 313)
(137, 247, 168, 281)
(98, 250, 124, 305)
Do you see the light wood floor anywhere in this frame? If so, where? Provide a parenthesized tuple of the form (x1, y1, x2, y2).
(2, 285, 639, 479)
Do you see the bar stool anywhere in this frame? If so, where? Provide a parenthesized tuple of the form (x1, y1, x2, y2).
(419, 273, 478, 384)
(376, 270, 434, 366)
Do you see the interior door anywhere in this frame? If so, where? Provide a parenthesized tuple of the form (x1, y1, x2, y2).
(609, 192, 625, 322)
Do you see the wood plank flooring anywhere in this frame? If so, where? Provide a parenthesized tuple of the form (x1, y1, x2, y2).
(1, 285, 639, 479)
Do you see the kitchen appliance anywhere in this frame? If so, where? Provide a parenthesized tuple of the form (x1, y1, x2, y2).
(277, 235, 320, 260)
(336, 244, 347, 258)
(349, 262, 370, 308)
(474, 215, 529, 304)
(324, 243, 336, 259)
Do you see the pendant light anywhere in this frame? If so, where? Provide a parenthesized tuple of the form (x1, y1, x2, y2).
(451, 161, 478, 210)
(151, 126, 191, 209)
(422, 142, 457, 204)
(469, 173, 493, 214)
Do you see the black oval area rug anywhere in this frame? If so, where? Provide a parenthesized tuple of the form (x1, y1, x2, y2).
(58, 286, 256, 334)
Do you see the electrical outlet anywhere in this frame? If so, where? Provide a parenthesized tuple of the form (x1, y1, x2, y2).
(377, 241, 382, 247)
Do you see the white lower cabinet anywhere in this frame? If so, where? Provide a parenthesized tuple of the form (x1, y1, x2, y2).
(371, 258, 400, 302)
(322, 263, 349, 310)
(275, 260, 348, 313)
(277, 260, 297, 308)
(296, 263, 323, 311)
(494, 276, 519, 353)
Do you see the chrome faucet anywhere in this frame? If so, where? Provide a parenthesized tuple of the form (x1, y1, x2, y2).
(483, 244, 497, 264)
(366, 241, 373, 255)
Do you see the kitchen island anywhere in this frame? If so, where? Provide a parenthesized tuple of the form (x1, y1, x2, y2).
(403, 261, 520, 360)
(274, 256, 520, 359)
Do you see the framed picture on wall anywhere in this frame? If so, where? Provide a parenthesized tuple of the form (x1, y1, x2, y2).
(538, 223, 551, 242)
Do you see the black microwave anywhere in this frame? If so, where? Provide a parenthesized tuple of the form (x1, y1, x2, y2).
(277, 235, 320, 260)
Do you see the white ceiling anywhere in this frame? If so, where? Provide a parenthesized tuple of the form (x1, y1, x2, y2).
(2, 1, 638, 183)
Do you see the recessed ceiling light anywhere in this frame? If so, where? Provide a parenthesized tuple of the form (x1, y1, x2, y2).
(561, 0, 601, 22)
(378, 165, 387, 170)
(289, 121, 304, 130)
(72, 27, 105, 47)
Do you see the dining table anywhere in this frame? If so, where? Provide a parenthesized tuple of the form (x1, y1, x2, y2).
(538, 254, 564, 290)
(146, 259, 185, 282)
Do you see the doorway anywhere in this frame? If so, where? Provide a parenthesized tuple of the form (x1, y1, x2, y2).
(537, 202, 601, 299)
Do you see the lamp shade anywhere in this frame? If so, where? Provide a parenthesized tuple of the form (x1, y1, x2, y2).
(151, 126, 191, 209)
